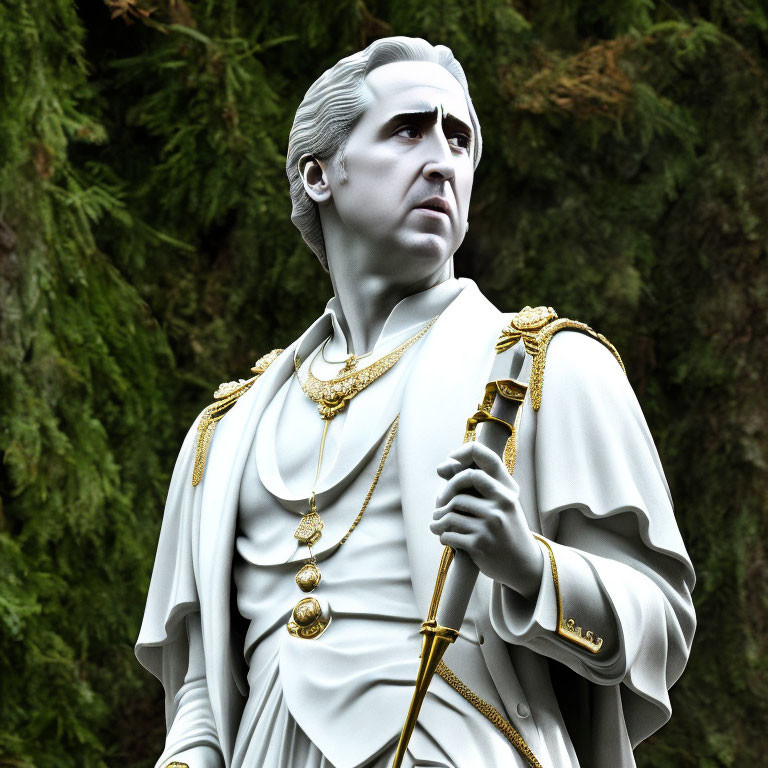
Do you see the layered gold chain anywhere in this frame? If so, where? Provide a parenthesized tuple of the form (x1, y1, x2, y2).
(295, 318, 436, 420)
(288, 317, 431, 636)
(287, 416, 400, 639)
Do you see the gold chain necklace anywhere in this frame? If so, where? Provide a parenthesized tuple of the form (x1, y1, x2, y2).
(287, 415, 400, 639)
(320, 337, 373, 375)
(295, 317, 436, 420)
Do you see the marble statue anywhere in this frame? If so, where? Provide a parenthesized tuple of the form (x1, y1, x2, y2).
(136, 36, 696, 768)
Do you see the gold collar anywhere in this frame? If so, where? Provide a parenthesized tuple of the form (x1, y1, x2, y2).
(294, 317, 436, 420)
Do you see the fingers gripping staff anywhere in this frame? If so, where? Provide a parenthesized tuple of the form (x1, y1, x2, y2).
(391, 331, 531, 768)
(391, 305, 624, 767)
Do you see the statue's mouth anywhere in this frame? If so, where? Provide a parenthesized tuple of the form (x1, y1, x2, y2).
(415, 196, 450, 216)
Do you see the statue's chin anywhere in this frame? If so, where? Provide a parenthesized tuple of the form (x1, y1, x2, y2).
(393, 228, 457, 260)
(325, 227, 456, 285)
(371, 248, 453, 286)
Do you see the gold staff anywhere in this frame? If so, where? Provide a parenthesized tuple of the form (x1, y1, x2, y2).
(391, 364, 528, 768)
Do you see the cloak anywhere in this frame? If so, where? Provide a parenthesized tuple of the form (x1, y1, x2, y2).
(136, 279, 695, 768)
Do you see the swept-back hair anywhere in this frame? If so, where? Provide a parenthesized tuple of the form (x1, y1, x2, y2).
(286, 36, 483, 269)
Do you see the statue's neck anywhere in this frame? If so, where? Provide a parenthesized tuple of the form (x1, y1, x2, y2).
(327, 262, 454, 356)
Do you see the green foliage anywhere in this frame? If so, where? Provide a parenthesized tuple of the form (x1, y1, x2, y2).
(0, 0, 766, 765)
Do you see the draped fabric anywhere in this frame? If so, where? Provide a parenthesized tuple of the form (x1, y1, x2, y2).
(231, 280, 531, 767)
(232, 646, 524, 768)
(135, 278, 695, 768)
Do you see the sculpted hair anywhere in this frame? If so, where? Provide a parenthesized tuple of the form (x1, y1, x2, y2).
(286, 36, 483, 269)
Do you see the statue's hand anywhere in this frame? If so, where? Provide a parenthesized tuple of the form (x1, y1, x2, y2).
(430, 442, 543, 600)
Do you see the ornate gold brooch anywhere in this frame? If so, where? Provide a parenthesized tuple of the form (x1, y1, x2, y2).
(496, 306, 625, 411)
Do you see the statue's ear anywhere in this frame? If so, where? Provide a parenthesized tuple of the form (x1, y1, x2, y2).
(298, 154, 331, 203)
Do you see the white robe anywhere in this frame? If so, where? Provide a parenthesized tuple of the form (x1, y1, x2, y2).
(135, 278, 696, 768)
(230, 281, 554, 768)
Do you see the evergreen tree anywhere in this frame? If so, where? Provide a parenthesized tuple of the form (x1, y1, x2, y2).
(0, 1, 765, 765)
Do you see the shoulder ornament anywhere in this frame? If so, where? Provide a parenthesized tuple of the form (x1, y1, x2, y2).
(191, 349, 283, 486)
(496, 306, 625, 411)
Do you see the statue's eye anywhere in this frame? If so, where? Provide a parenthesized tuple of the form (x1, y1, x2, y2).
(395, 125, 421, 140)
(448, 133, 471, 151)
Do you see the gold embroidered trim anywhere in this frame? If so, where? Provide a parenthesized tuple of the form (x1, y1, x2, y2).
(191, 348, 283, 486)
(164, 763, 189, 768)
(436, 662, 542, 768)
(496, 307, 625, 411)
(533, 535, 604, 653)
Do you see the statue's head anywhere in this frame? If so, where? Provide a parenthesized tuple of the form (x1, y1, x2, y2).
(287, 36, 482, 270)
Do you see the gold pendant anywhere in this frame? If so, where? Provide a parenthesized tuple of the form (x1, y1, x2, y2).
(295, 561, 321, 592)
(294, 511, 323, 546)
(287, 596, 331, 639)
(295, 493, 323, 546)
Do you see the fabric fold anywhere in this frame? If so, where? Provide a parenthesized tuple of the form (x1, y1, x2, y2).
(134, 281, 695, 768)
(490, 330, 696, 760)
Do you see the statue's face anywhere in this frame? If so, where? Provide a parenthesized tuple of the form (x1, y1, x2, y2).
(325, 60, 475, 281)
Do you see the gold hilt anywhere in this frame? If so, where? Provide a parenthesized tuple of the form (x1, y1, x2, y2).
(465, 379, 527, 474)
(391, 378, 528, 768)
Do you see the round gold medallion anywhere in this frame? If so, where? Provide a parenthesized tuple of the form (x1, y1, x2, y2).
(295, 562, 321, 592)
(294, 597, 321, 626)
(287, 596, 331, 639)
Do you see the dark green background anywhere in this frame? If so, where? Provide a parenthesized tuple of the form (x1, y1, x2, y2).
(1, 1, 766, 765)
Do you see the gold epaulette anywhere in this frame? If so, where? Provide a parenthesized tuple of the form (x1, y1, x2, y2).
(191, 348, 283, 486)
(496, 306, 625, 411)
